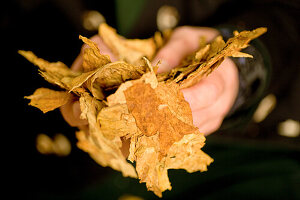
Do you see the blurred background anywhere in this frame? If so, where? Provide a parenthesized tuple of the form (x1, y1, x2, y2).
(3, 0, 299, 199)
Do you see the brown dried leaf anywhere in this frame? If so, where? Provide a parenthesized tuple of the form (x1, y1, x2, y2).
(106, 59, 157, 107)
(125, 82, 198, 156)
(25, 88, 73, 113)
(119, 66, 214, 196)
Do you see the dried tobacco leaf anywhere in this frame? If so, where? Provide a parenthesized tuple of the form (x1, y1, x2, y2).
(97, 103, 138, 138)
(121, 71, 213, 196)
(91, 61, 146, 89)
(18, 50, 80, 90)
(124, 82, 199, 156)
(98, 23, 156, 65)
(133, 133, 213, 197)
(21, 23, 266, 197)
(178, 27, 267, 89)
(78, 93, 137, 178)
(25, 88, 73, 113)
(80, 35, 111, 72)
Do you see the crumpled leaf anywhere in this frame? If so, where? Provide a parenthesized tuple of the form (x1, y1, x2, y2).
(98, 23, 156, 65)
(97, 103, 138, 138)
(80, 35, 111, 72)
(78, 93, 137, 178)
(18, 50, 80, 90)
(91, 61, 146, 90)
(124, 81, 199, 156)
(120, 70, 212, 196)
(25, 88, 73, 113)
(178, 27, 267, 89)
(133, 133, 213, 197)
(21, 24, 266, 197)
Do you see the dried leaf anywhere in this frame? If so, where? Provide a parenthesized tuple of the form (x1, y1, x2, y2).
(99, 23, 156, 65)
(19, 50, 80, 90)
(78, 93, 137, 178)
(22, 24, 267, 197)
(97, 103, 138, 138)
(106, 59, 157, 107)
(25, 88, 73, 113)
(91, 61, 146, 89)
(166, 133, 213, 173)
(132, 132, 213, 197)
(79, 35, 111, 72)
(179, 27, 267, 89)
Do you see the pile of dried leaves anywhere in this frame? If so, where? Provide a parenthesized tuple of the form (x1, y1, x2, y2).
(20, 23, 266, 197)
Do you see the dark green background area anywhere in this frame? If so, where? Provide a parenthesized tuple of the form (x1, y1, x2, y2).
(28, 136, 300, 200)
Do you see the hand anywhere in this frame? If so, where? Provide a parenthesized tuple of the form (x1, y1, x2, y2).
(152, 26, 239, 135)
(61, 26, 239, 137)
(60, 35, 116, 129)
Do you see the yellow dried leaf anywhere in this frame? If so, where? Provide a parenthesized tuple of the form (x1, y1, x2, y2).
(97, 104, 138, 138)
(98, 23, 156, 65)
(69, 69, 99, 92)
(205, 35, 226, 60)
(195, 44, 210, 61)
(230, 51, 253, 58)
(166, 133, 213, 173)
(91, 61, 146, 89)
(133, 133, 213, 197)
(179, 27, 267, 89)
(25, 88, 73, 113)
(79, 35, 111, 72)
(22, 24, 267, 197)
(19, 50, 80, 90)
(78, 93, 137, 178)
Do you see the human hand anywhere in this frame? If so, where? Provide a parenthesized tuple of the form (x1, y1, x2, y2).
(152, 26, 239, 135)
(61, 26, 239, 137)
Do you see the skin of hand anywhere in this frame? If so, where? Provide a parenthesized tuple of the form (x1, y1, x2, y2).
(60, 26, 239, 137)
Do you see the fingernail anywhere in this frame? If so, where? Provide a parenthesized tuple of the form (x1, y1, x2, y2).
(72, 101, 81, 118)
(156, 59, 171, 73)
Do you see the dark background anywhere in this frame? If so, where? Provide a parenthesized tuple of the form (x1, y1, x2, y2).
(3, 0, 300, 199)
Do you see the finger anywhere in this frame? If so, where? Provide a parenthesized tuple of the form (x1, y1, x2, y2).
(181, 71, 224, 111)
(197, 117, 223, 136)
(60, 100, 88, 127)
(86, 35, 117, 62)
(153, 26, 219, 72)
(190, 59, 239, 130)
(71, 54, 83, 71)
(191, 105, 225, 130)
(153, 39, 198, 73)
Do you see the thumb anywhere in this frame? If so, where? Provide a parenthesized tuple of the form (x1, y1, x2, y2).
(181, 72, 224, 111)
(152, 26, 219, 73)
(152, 37, 199, 73)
